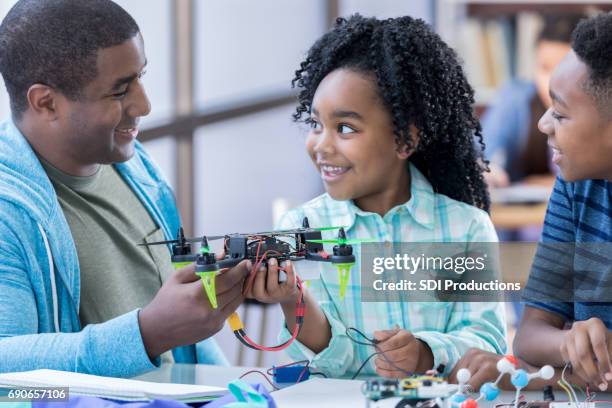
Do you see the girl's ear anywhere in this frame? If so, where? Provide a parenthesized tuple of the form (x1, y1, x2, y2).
(397, 125, 420, 160)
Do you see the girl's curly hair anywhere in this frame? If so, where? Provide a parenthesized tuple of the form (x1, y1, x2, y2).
(292, 14, 490, 212)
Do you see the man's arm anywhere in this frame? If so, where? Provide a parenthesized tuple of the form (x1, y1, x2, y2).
(0, 220, 248, 377)
(0, 244, 157, 379)
(0, 222, 153, 376)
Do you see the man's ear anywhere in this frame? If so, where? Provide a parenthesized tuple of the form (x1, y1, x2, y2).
(397, 125, 420, 160)
(26, 84, 59, 120)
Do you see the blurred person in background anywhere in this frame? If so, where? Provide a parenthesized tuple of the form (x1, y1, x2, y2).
(482, 14, 583, 188)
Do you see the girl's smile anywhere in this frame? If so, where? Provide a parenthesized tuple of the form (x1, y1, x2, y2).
(318, 162, 352, 182)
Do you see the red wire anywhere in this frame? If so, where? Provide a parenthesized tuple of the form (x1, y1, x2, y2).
(243, 245, 285, 295)
(586, 384, 591, 399)
(236, 237, 305, 351)
(242, 239, 264, 295)
(239, 278, 304, 352)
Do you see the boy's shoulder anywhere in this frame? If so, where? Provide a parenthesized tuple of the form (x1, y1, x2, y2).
(557, 177, 610, 201)
(551, 176, 612, 239)
(549, 177, 611, 226)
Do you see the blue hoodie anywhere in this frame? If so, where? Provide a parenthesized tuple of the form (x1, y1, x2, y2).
(0, 120, 227, 377)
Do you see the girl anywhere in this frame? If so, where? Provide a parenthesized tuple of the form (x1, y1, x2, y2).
(247, 14, 506, 378)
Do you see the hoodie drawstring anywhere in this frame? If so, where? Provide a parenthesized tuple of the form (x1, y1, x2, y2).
(37, 223, 59, 333)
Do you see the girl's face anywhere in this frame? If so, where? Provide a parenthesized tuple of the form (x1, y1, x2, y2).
(306, 68, 411, 214)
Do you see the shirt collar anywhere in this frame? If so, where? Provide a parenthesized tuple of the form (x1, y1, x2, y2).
(340, 162, 435, 231)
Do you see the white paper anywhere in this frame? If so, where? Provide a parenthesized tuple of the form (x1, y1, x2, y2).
(0, 369, 226, 401)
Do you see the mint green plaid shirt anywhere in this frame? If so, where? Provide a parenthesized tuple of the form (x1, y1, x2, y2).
(277, 164, 507, 378)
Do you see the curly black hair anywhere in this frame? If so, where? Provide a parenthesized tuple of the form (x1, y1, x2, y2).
(0, 0, 140, 119)
(571, 12, 612, 116)
(292, 14, 490, 212)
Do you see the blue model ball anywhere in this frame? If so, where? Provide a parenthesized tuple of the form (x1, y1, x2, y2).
(511, 369, 529, 388)
(479, 382, 500, 401)
(450, 393, 467, 406)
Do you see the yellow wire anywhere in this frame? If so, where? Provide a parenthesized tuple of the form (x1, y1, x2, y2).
(561, 363, 580, 403)
(558, 380, 574, 404)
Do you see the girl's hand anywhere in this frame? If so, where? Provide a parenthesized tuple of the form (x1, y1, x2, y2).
(244, 258, 298, 305)
(373, 328, 433, 378)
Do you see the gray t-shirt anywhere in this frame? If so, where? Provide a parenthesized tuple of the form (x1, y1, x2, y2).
(41, 159, 175, 362)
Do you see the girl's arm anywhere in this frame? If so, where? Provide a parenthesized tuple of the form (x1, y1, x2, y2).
(247, 258, 356, 377)
(244, 257, 331, 352)
(280, 288, 331, 353)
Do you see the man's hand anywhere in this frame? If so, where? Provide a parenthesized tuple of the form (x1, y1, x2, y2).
(560, 317, 612, 391)
(372, 328, 433, 378)
(244, 258, 298, 306)
(138, 261, 250, 359)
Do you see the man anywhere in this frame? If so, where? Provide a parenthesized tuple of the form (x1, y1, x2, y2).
(0, 0, 248, 377)
(450, 13, 612, 392)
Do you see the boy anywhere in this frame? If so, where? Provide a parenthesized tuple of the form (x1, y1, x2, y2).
(451, 13, 612, 391)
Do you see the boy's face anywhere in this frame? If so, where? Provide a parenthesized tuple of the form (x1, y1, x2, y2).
(55, 33, 150, 167)
(538, 50, 612, 181)
(305, 69, 409, 206)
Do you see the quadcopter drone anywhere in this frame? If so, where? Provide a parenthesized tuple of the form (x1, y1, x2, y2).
(142, 217, 371, 351)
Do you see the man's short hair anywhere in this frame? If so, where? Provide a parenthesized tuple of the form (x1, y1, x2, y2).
(572, 12, 612, 117)
(0, 0, 140, 118)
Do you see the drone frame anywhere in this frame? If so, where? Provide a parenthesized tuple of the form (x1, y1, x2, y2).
(142, 217, 360, 352)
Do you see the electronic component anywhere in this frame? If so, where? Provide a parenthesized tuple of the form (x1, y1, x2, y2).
(363, 376, 458, 403)
(271, 364, 310, 384)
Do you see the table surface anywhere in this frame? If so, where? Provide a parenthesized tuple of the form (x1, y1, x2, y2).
(490, 202, 548, 230)
(489, 178, 553, 230)
(135, 364, 612, 408)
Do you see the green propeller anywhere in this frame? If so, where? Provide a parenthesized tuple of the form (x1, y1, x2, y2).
(253, 226, 347, 236)
(310, 226, 348, 231)
(306, 227, 376, 245)
(306, 238, 376, 244)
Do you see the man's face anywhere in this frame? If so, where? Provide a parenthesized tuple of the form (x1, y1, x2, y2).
(538, 50, 612, 181)
(57, 33, 150, 168)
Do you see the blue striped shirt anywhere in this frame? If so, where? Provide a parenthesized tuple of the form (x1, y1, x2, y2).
(277, 164, 507, 378)
(524, 177, 612, 327)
